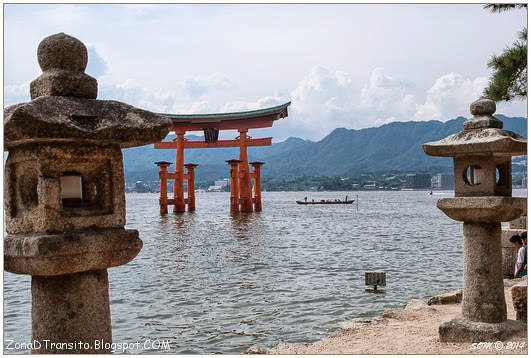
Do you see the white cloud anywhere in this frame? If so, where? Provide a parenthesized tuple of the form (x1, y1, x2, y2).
(183, 73, 233, 99)
(85, 44, 107, 78)
(98, 79, 213, 114)
(288, 66, 358, 135)
(220, 95, 287, 112)
(1, 64, 519, 142)
(228, 67, 495, 139)
(360, 68, 417, 125)
(414, 73, 488, 121)
(4, 82, 31, 106)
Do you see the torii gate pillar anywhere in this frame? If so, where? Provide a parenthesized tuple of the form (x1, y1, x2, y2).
(227, 160, 242, 213)
(251, 162, 264, 212)
(238, 129, 253, 213)
(185, 163, 198, 211)
(155, 161, 172, 214)
(174, 131, 186, 213)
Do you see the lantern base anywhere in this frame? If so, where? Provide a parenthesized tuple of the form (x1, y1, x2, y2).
(439, 318, 525, 343)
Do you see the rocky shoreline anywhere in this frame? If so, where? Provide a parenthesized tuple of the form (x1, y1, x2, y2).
(249, 278, 527, 355)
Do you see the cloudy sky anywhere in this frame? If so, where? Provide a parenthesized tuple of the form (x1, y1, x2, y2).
(4, 4, 527, 141)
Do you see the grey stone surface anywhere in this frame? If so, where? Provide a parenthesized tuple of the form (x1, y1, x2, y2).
(37, 33, 88, 72)
(464, 116, 504, 130)
(4, 96, 172, 150)
(423, 128, 527, 157)
(511, 281, 527, 322)
(4, 144, 126, 234)
(509, 214, 527, 229)
(32, 270, 112, 353)
(439, 318, 525, 343)
(465, 98, 502, 130)
(4, 228, 142, 276)
(451, 155, 513, 197)
(437, 197, 527, 223)
(30, 33, 97, 99)
(31, 70, 98, 100)
(427, 290, 463, 305)
(462, 222, 507, 323)
(469, 98, 496, 116)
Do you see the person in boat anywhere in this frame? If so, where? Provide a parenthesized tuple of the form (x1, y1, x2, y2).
(304, 196, 307, 203)
(509, 235, 527, 278)
(345, 195, 348, 202)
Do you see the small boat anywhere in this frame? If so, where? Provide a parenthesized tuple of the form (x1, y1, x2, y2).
(296, 199, 355, 205)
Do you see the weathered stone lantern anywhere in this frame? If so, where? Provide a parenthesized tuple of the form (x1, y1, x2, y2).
(4, 33, 172, 353)
(423, 98, 527, 342)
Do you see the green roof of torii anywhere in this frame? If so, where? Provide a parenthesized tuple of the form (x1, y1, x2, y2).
(158, 101, 290, 121)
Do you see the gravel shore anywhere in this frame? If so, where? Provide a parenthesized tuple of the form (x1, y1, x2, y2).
(268, 285, 527, 355)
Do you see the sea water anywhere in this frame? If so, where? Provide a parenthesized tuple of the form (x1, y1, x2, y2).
(3, 190, 526, 353)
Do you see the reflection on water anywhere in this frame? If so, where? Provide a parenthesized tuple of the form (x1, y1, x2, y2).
(4, 190, 526, 353)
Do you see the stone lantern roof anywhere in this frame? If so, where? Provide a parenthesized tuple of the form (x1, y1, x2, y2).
(422, 98, 527, 157)
(4, 33, 172, 150)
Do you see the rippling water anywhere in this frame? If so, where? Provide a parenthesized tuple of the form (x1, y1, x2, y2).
(4, 190, 526, 353)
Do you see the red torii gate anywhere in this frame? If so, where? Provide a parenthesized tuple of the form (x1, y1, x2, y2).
(154, 102, 290, 214)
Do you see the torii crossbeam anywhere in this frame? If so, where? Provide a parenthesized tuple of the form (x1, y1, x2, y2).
(154, 102, 290, 214)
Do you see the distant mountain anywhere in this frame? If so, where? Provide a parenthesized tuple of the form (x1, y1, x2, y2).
(122, 114, 527, 183)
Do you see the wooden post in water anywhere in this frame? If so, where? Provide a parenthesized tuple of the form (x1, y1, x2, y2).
(250, 161, 264, 212)
(174, 131, 186, 213)
(238, 129, 253, 212)
(185, 163, 198, 211)
(227, 160, 242, 213)
(155, 161, 172, 214)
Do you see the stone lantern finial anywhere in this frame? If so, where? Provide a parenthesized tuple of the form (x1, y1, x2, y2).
(464, 98, 502, 130)
(30, 32, 98, 99)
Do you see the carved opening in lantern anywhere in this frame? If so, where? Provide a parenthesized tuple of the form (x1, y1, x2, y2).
(60, 160, 113, 217)
(8, 160, 39, 218)
(60, 171, 83, 204)
(463, 165, 483, 186)
(494, 160, 512, 196)
(496, 164, 508, 186)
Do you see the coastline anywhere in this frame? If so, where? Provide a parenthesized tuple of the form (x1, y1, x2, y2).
(265, 281, 528, 355)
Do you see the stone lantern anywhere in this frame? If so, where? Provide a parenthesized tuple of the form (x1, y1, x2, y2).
(3, 33, 172, 353)
(423, 98, 527, 342)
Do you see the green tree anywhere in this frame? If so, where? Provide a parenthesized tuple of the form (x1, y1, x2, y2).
(483, 4, 527, 102)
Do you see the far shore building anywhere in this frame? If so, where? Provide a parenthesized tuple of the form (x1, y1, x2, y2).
(207, 185, 223, 192)
(404, 173, 431, 189)
(214, 179, 230, 188)
(364, 182, 377, 190)
(437, 173, 454, 190)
